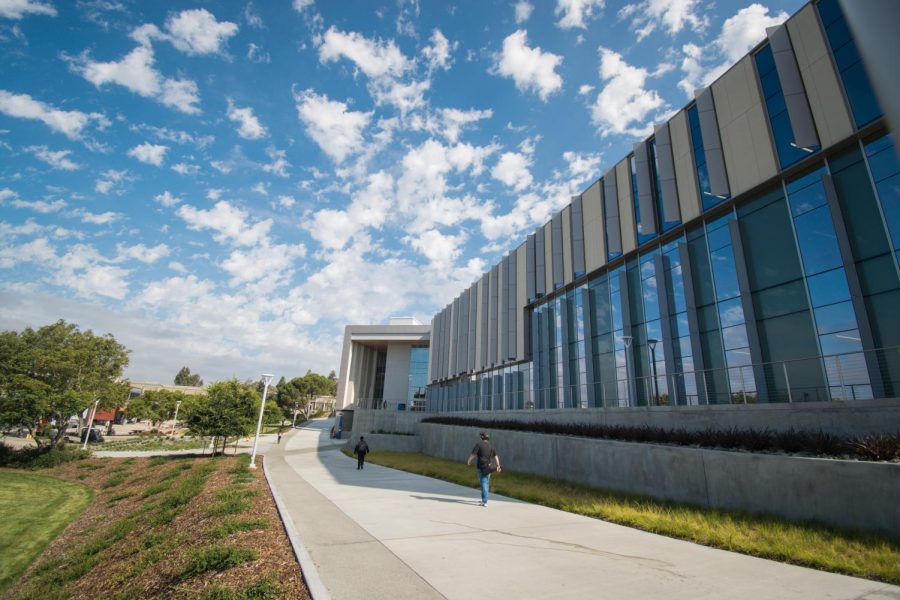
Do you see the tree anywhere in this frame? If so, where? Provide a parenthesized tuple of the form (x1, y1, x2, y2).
(292, 372, 334, 418)
(174, 366, 203, 387)
(125, 389, 192, 428)
(0, 320, 130, 449)
(327, 370, 338, 397)
(183, 379, 256, 456)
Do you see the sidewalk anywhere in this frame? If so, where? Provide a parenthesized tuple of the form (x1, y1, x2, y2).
(265, 420, 899, 600)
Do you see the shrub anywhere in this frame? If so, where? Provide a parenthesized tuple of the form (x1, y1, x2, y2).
(180, 545, 257, 579)
(0, 445, 90, 469)
(207, 518, 269, 539)
(849, 434, 900, 461)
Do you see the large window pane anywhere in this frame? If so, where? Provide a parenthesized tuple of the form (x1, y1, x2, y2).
(794, 206, 843, 275)
(806, 268, 851, 307)
(814, 301, 858, 335)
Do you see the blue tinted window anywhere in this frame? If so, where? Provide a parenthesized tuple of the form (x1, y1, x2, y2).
(710, 248, 741, 301)
(794, 205, 843, 275)
(814, 301, 858, 335)
(688, 104, 725, 210)
(755, 44, 817, 169)
(865, 135, 900, 250)
(816, 0, 882, 127)
(632, 156, 655, 245)
(718, 297, 745, 327)
(806, 268, 851, 307)
(650, 138, 680, 233)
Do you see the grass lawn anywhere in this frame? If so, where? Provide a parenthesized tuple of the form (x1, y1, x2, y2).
(346, 449, 900, 584)
(101, 436, 209, 451)
(0, 470, 93, 595)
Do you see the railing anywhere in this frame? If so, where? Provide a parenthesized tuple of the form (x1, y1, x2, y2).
(424, 346, 900, 412)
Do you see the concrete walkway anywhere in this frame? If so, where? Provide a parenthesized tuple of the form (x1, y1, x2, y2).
(265, 420, 899, 600)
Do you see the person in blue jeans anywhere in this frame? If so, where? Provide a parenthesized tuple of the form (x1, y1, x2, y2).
(466, 432, 502, 506)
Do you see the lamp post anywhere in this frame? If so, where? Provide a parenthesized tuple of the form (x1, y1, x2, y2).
(249, 374, 274, 469)
(648, 338, 660, 405)
(622, 335, 634, 406)
(82, 398, 99, 450)
(169, 400, 182, 438)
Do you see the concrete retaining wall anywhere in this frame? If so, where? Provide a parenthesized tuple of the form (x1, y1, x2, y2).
(422, 398, 900, 437)
(349, 432, 422, 453)
(348, 410, 427, 437)
(420, 423, 900, 538)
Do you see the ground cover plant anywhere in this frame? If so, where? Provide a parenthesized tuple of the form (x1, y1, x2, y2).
(101, 436, 210, 452)
(3, 455, 308, 599)
(0, 470, 93, 595)
(346, 449, 900, 584)
(422, 417, 900, 461)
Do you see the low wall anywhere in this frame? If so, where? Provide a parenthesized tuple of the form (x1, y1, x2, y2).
(348, 409, 427, 437)
(425, 398, 900, 437)
(348, 432, 422, 453)
(420, 423, 900, 538)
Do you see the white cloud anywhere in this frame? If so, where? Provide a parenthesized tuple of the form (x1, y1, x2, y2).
(94, 169, 127, 194)
(305, 171, 394, 250)
(439, 107, 492, 144)
(578, 83, 594, 95)
(244, 3, 263, 29)
(493, 30, 563, 102)
(0, 0, 56, 19)
(318, 26, 409, 79)
(171, 162, 199, 176)
(154, 191, 179, 207)
(514, 1, 534, 24)
(591, 47, 664, 137)
(247, 43, 270, 64)
(0, 90, 108, 140)
(294, 89, 372, 164)
(221, 242, 306, 287)
(292, 0, 313, 11)
(128, 142, 168, 166)
(0, 188, 17, 203)
(261, 146, 289, 177)
(177, 200, 272, 247)
(133, 9, 238, 56)
(0, 237, 55, 268)
(11, 197, 66, 213)
(404, 229, 468, 271)
(492, 151, 533, 191)
(620, 0, 708, 41)
(555, 0, 605, 29)
(168, 261, 187, 273)
(251, 182, 268, 196)
(563, 150, 602, 180)
(26, 145, 80, 170)
(115, 242, 169, 264)
(677, 3, 788, 96)
(71, 45, 201, 114)
(226, 99, 267, 139)
(277, 195, 296, 209)
(422, 29, 454, 72)
(72, 208, 122, 224)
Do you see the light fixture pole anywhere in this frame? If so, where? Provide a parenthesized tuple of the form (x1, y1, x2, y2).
(169, 400, 182, 437)
(249, 374, 274, 469)
(648, 338, 660, 405)
(82, 398, 100, 450)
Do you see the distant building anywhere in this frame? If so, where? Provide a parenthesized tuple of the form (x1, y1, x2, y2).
(335, 317, 430, 411)
(127, 381, 208, 398)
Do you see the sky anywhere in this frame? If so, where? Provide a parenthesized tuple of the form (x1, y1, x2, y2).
(0, 0, 804, 384)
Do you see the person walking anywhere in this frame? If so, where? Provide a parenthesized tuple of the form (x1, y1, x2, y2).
(354, 435, 370, 470)
(466, 432, 501, 506)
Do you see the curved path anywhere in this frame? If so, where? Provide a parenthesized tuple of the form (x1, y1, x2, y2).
(265, 419, 899, 600)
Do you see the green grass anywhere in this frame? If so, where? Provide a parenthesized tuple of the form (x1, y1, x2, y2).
(102, 436, 209, 451)
(348, 449, 900, 584)
(207, 518, 269, 539)
(204, 487, 254, 517)
(0, 470, 93, 594)
(180, 544, 258, 580)
(192, 576, 281, 599)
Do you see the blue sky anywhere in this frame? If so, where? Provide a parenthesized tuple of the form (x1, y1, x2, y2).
(0, 0, 802, 383)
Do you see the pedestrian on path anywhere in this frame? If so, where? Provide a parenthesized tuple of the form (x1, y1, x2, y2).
(354, 436, 370, 470)
(466, 432, 501, 506)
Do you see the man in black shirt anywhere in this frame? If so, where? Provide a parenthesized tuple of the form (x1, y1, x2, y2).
(466, 432, 501, 506)
(354, 436, 369, 469)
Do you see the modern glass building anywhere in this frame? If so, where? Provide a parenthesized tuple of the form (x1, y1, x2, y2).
(426, 0, 900, 414)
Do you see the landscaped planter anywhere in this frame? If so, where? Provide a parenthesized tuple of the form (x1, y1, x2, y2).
(419, 422, 900, 538)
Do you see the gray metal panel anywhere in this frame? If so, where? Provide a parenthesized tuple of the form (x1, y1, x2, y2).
(728, 220, 768, 402)
(526, 234, 536, 302)
(508, 251, 517, 360)
(449, 300, 458, 378)
(469, 286, 477, 372)
(489, 265, 499, 366)
(551, 212, 564, 288)
(580, 287, 597, 407)
(429, 314, 438, 383)
(633, 141, 657, 235)
(655, 254, 679, 404)
(458, 290, 467, 375)
(534, 226, 546, 296)
(500, 255, 509, 363)
(654, 122, 681, 223)
(571, 195, 586, 277)
(603, 169, 622, 254)
(481, 274, 490, 370)
(695, 88, 731, 197)
(541, 309, 553, 408)
(768, 25, 819, 149)
(822, 173, 885, 397)
(559, 297, 571, 408)
(530, 310, 541, 402)
(678, 242, 706, 402)
(618, 270, 635, 406)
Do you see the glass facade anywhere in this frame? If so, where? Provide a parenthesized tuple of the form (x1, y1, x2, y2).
(407, 346, 429, 411)
(426, 4, 895, 413)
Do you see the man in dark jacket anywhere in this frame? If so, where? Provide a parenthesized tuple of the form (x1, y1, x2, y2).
(466, 432, 501, 506)
(354, 436, 370, 470)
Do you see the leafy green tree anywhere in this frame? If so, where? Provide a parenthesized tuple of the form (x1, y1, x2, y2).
(125, 389, 192, 427)
(174, 366, 203, 387)
(0, 320, 129, 449)
(183, 379, 257, 455)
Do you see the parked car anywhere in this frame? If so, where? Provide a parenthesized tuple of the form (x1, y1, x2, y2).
(80, 428, 104, 443)
(2, 427, 29, 438)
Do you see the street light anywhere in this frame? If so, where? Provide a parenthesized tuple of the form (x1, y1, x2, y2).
(169, 400, 182, 438)
(249, 374, 274, 469)
(648, 338, 660, 405)
(82, 398, 100, 451)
